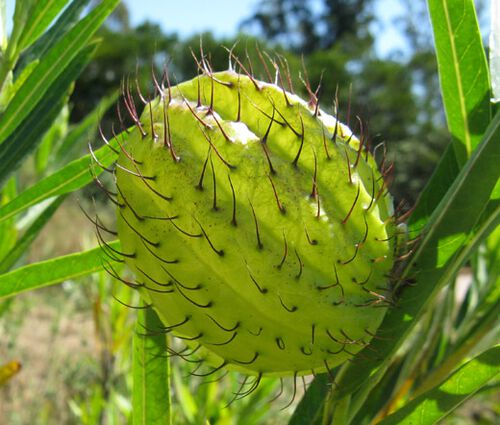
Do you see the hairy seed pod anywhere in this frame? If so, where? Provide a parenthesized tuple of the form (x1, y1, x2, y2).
(114, 69, 396, 377)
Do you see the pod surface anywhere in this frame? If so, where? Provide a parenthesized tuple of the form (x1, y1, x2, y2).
(115, 70, 395, 376)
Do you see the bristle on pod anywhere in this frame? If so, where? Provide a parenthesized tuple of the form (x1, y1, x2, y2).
(110, 67, 397, 379)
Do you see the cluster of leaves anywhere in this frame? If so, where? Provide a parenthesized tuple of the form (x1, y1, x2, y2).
(0, 0, 498, 424)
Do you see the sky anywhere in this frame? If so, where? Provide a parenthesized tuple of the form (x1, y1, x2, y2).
(125, 0, 258, 38)
(124, 0, 408, 57)
(3, 0, 409, 57)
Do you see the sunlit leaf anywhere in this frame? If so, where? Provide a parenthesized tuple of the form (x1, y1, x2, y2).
(0, 132, 121, 223)
(428, 0, 491, 164)
(0, 177, 17, 259)
(0, 43, 96, 186)
(410, 0, 492, 233)
(0, 240, 119, 299)
(0, 0, 120, 146)
(378, 346, 500, 425)
(0, 195, 67, 273)
(17, 0, 92, 69)
(133, 308, 172, 425)
(17, 0, 70, 53)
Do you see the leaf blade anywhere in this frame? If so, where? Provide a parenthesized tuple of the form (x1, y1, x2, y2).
(133, 308, 172, 425)
(0, 240, 119, 299)
(0, 0, 120, 145)
(17, 0, 92, 68)
(0, 195, 67, 273)
(288, 374, 329, 425)
(17, 0, 70, 52)
(428, 0, 491, 164)
(0, 43, 97, 186)
(0, 133, 120, 223)
(378, 346, 500, 425)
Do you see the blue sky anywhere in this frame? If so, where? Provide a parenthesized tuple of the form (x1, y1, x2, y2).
(125, 0, 258, 37)
(124, 0, 407, 56)
(4, 0, 408, 57)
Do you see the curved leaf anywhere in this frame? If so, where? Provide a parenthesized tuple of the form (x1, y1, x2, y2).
(410, 0, 492, 233)
(17, 0, 92, 69)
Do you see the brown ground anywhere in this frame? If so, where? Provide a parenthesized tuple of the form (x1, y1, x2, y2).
(0, 289, 97, 425)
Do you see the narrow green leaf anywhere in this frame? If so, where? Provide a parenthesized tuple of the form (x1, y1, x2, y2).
(172, 369, 197, 423)
(0, 43, 96, 186)
(0, 0, 34, 93)
(7, 0, 35, 57)
(0, 177, 17, 259)
(0, 0, 120, 145)
(288, 374, 329, 425)
(409, 142, 460, 233)
(5, 59, 39, 105)
(428, 0, 491, 164)
(0, 240, 119, 299)
(133, 308, 171, 425)
(411, 0, 493, 234)
(0, 195, 67, 273)
(378, 346, 500, 425)
(17, 0, 70, 53)
(17, 0, 92, 69)
(409, 208, 500, 398)
(0, 132, 121, 223)
(332, 112, 500, 401)
(0, 0, 7, 50)
(414, 297, 499, 400)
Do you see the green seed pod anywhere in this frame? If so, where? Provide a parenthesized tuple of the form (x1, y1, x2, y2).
(114, 68, 395, 378)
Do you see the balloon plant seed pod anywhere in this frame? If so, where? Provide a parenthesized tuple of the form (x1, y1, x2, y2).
(92, 53, 399, 395)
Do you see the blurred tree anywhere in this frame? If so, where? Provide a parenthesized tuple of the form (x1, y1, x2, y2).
(90, 0, 131, 31)
(240, 0, 374, 54)
(71, 22, 178, 124)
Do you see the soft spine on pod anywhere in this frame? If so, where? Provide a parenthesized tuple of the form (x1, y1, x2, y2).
(112, 67, 396, 379)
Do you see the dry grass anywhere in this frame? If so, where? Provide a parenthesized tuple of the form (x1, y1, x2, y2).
(0, 287, 99, 425)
